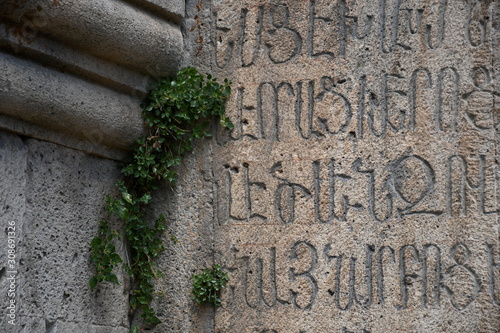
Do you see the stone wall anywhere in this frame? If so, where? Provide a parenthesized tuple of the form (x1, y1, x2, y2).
(1, 0, 499, 332)
(0, 1, 194, 332)
(0, 131, 128, 332)
(189, 0, 500, 332)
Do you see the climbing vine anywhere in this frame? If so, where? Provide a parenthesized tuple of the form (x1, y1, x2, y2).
(89, 67, 232, 326)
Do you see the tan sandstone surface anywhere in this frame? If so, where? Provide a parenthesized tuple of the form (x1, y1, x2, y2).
(190, 0, 500, 332)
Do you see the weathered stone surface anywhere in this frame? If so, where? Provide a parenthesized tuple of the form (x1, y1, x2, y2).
(184, 0, 500, 332)
(0, 132, 27, 331)
(126, 0, 186, 23)
(1, 0, 184, 77)
(0, 0, 184, 158)
(0, 114, 129, 161)
(0, 0, 498, 332)
(0, 131, 129, 333)
(146, 142, 219, 332)
(0, 52, 144, 153)
(0, 22, 150, 96)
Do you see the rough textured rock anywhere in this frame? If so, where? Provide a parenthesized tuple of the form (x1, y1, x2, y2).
(139, 139, 218, 332)
(183, 0, 500, 332)
(126, 0, 186, 23)
(0, 53, 144, 154)
(0, 0, 190, 331)
(0, 133, 27, 332)
(0, 131, 129, 333)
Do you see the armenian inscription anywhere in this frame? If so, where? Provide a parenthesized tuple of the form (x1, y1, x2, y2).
(204, 0, 500, 332)
(222, 242, 500, 311)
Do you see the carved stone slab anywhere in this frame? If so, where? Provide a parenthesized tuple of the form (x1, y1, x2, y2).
(202, 0, 500, 331)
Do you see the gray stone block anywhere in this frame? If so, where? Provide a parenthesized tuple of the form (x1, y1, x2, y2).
(0, 0, 184, 157)
(0, 132, 27, 332)
(19, 138, 127, 325)
(0, 132, 130, 332)
(0, 22, 150, 96)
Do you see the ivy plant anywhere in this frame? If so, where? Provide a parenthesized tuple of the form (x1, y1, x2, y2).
(89, 67, 232, 327)
(191, 265, 229, 307)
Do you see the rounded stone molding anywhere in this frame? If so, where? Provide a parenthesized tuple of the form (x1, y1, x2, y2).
(0, 0, 185, 158)
(1, 0, 184, 77)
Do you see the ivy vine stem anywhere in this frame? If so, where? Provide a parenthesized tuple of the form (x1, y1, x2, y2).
(89, 67, 232, 327)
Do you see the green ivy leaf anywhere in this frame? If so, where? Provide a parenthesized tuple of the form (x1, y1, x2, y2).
(89, 276, 98, 290)
(107, 273, 119, 285)
(122, 192, 133, 204)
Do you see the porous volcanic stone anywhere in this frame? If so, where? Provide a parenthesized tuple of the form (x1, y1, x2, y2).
(0, 132, 129, 333)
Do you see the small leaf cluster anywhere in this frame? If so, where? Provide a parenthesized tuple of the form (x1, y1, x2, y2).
(89, 67, 232, 327)
(122, 66, 233, 188)
(191, 265, 229, 307)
